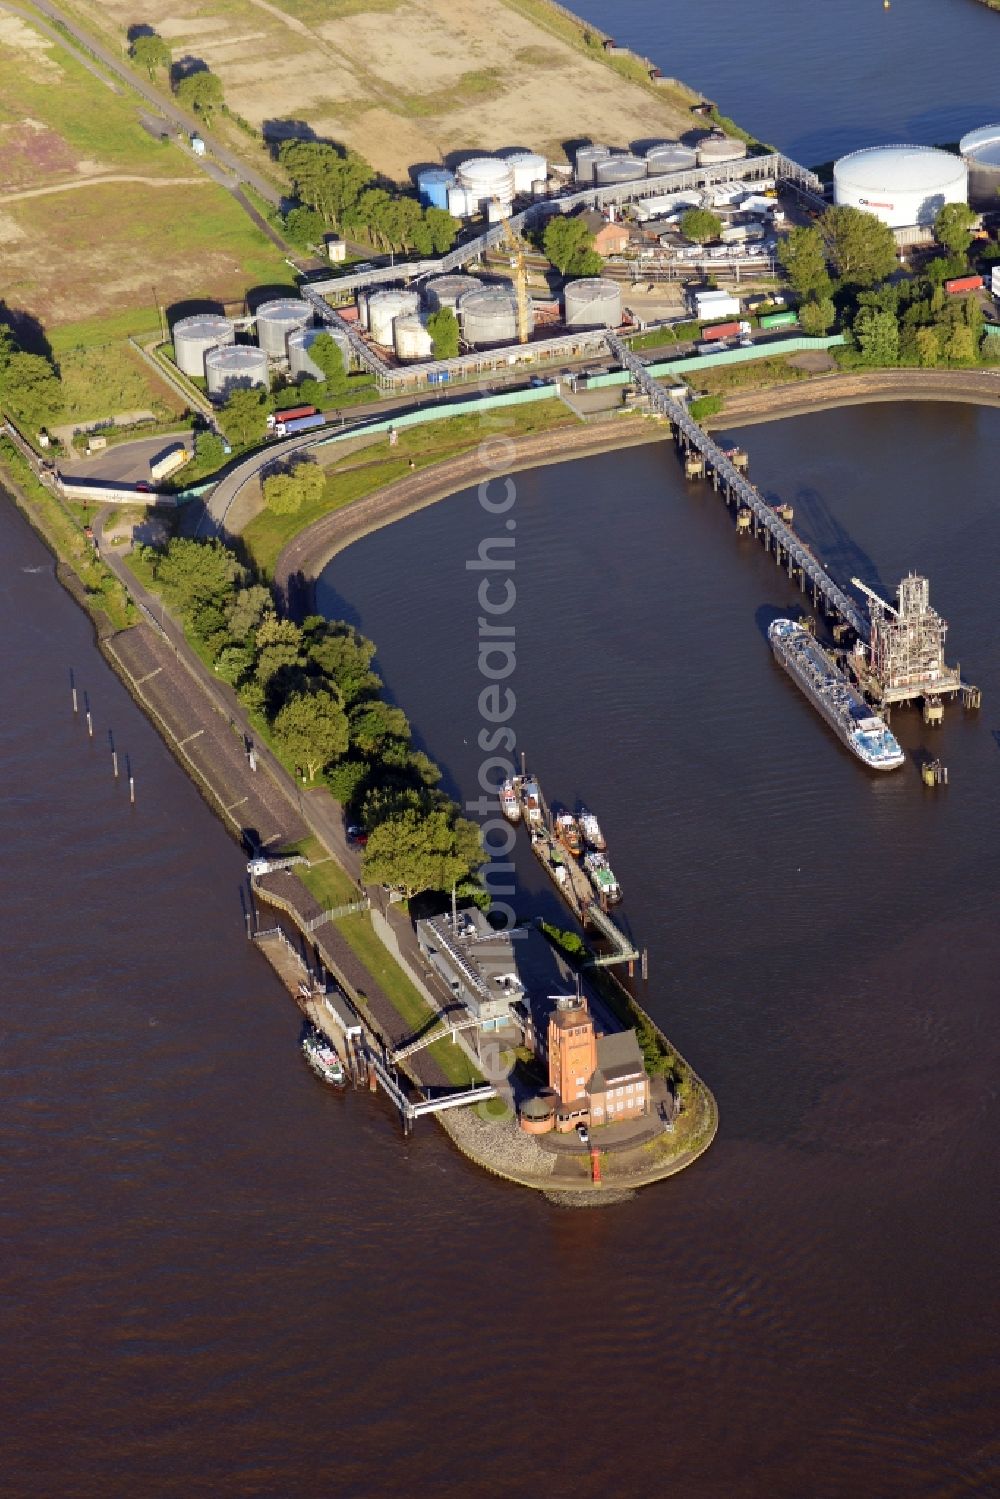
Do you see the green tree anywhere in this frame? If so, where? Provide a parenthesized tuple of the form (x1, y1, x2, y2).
(543, 214, 600, 274)
(261, 459, 324, 515)
(853, 305, 900, 366)
(130, 33, 171, 80)
(0, 350, 63, 430)
(945, 324, 976, 363)
(217, 386, 270, 449)
(934, 202, 977, 259)
(226, 584, 273, 640)
(426, 306, 460, 360)
(915, 326, 940, 366)
(307, 332, 347, 391)
(779, 225, 831, 297)
(213, 643, 254, 685)
(425, 207, 460, 255)
(304, 621, 379, 704)
(362, 806, 484, 899)
(151, 537, 245, 622)
(679, 207, 723, 245)
(798, 296, 836, 336)
(194, 429, 225, 470)
(283, 205, 326, 250)
(820, 205, 897, 287)
(350, 699, 410, 755)
(279, 140, 372, 228)
(175, 69, 224, 123)
(273, 689, 349, 780)
(327, 757, 370, 807)
(254, 615, 304, 703)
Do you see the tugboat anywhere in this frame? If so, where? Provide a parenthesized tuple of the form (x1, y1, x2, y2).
(578, 806, 606, 851)
(584, 851, 622, 905)
(554, 811, 583, 857)
(302, 1025, 346, 1086)
(501, 778, 522, 822)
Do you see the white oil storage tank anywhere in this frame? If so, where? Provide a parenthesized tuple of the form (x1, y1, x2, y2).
(366, 288, 420, 346)
(458, 285, 533, 347)
(447, 185, 472, 218)
(833, 145, 967, 228)
(393, 312, 434, 361)
(204, 345, 269, 401)
(456, 156, 515, 212)
(422, 273, 482, 312)
(575, 144, 610, 184)
(172, 314, 235, 378)
(696, 133, 748, 165)
(563, 277, 622, 329)
(645, 143, 698, 177)
(594, 154, 647, 186)
(287, 325, 352, 381)
(255, 298, 313, 359)
(416, 166, 456, 210)
(504, 150, 548, 194)
(959, 125, 1000, 209)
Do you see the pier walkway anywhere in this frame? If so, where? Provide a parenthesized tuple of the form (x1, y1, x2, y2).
(604, 332, 869, 640)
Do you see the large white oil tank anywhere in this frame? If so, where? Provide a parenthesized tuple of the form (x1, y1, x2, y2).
(505, 150, 548, 195)
(563, 277, 622, 329)
(393, 312, 434, 362)
(422, 273, 482, 312)
(456, 156, 515, 212)
(255, 298, 313, 359)
(172, 314, 235, 378)
(287, 325, 352, 380)
(594, 154, 647, 187)
(959, 125, 1000, 209)
(447, 185, 473, 218)
(366, 288, 420, 346)
(697, 133, 748, 165)
(645, 143, 698, 176)
(575, 144, 610, 184)
(458, 285, 533, 347)
(204, 345, 269, 401)
(416, 166, 456, 210)
(833, 145, 967, 228)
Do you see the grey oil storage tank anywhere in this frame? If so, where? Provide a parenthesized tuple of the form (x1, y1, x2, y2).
(697, 133, 747, 165)
(422, 273, 482, 312)
(575, 144, 611, 184)
(594, 154, 648, 187)
(205, 345, 269, 401)
(366, 288, 420, 346)
(287, 325, 352, 381)
(254, 298, 313, 359)
(645, 143, 698, 176)
(172, 314, 235, 378)
(393, 313, 434, 361)
(458, 286, 533, 347)
(563, 277, 622, 329)
(960, 125, 1000, 209)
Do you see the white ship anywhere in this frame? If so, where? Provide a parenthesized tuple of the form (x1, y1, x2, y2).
(501, 778, 521, 822)
(768, 618, 905, 772)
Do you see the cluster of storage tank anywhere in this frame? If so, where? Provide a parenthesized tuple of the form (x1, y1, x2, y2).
(575, 134, 745, 186)
(417, 150, 548, 220)
(172, 297, 353, 401)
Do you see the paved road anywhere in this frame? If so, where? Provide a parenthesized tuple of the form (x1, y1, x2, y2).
(61, 434, 193, 485)
(13, 0, 284, 207)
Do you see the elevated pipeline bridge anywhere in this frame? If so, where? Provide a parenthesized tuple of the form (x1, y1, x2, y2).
(603, 332, 869, 641)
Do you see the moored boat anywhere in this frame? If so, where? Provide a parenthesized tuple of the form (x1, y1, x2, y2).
(302, 1026, 346, 1086)
(578, 806, 606, 851)
(501, 778, 522, 822)
(521, 778, 543, 826)
(768, 618, 905, 772)
(584, 850, 622, 905)
(554, 812, 583, 857)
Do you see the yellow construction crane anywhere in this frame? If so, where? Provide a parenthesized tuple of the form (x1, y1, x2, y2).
(499, 210, 531, 345)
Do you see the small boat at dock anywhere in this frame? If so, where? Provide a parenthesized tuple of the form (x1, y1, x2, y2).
(584, 851, 622, 905)
(554, 812, 583, 857)
(501, 778, 522, 822)
(521, 778, 543, 826)
(578, 806, 606, 851)
(302, 1026, 346, 1086)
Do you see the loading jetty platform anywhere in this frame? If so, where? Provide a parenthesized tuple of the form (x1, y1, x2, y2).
(604, 333, 982, 725)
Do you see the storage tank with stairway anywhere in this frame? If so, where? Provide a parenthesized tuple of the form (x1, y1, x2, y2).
(458, 285, 533, 347)
(254, 299, 313, 359)
(594, 154, 648, 187)
(204, 345, 269, 401)
(172, 314, 235, 378)
(416, 166, 456, 210)
(422, 273, 482, 312)
(366, 288, 420, 346)
(287, 325, 352, 380)
(563, 278, 622, 329)
(575, 144, 611, 184)
(393, 312, 434, 361)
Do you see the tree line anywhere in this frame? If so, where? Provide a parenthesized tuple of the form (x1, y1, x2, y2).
(138, 536, 485, 900)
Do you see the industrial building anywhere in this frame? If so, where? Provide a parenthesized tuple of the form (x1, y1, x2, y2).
(832, 145, 967, 228)
(417, 909, 526, 1034)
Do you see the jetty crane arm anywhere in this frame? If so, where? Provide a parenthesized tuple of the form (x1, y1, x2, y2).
(851, 576, 898, 617)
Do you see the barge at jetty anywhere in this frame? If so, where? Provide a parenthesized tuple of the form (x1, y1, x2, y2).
(768, 618, 905, 771)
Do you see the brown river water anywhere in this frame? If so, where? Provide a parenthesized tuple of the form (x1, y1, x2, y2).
(4, 401, 999, 1497)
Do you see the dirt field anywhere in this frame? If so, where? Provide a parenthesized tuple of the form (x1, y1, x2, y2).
(58, 0, 698, 179)
(0, 10, 290, 333)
